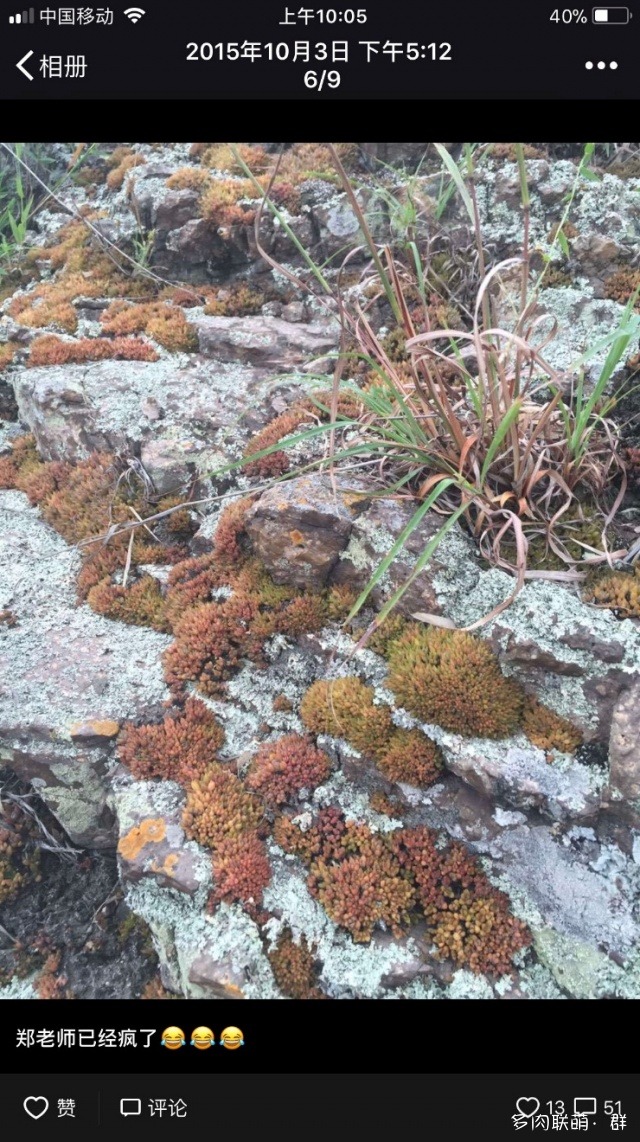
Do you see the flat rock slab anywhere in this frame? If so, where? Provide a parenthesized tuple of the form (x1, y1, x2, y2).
(0, 490, 170, 846)
(440, 734, 605, 822)
(14, 357, 293, 492)
(194, 314, 338, 367)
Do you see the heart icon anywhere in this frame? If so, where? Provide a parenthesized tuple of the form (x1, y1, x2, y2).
(516, 1097, 540, 1118)
(23, 1096, 49, 1120)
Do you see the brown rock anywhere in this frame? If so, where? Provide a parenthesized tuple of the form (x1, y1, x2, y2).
(188, 953, 248, 999)
(246, 473, 365, 589)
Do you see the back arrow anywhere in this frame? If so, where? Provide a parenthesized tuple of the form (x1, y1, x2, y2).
(17, 50, 34, 80)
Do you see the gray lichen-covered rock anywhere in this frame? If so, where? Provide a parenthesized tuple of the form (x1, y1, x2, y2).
(14, 357, 292, 489)
(441, 569, 640, 747)
(606, 682, 640, 826)
(125, 881, 280, 999)
(0, 489, 171, 846)
(334, 493, 478, 617)
(439, 735, 604, 821)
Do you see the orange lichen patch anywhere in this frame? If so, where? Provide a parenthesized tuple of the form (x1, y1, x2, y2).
(106, 149, 146, 190)
(118, 817, 167, 861)
(101, 300, 198, 352)
(149, 853, 180, 878)
(28, 335, 159, 367)
(289, 529, 305, 546)
(69, 718, 120, 740)
(522, 696, 583, 754)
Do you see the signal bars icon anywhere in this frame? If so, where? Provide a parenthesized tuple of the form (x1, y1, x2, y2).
(124, 7, 146, 21)
(8, 7, 35, 21)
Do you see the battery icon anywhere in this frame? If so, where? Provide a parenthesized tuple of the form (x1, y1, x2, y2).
(593, 7, 631, 21)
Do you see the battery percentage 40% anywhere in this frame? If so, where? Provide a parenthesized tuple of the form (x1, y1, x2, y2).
(550, 8, 588, 20)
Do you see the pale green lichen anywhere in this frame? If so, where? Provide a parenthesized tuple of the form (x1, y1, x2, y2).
(125, 880, 279, 998)
(0, 975, 38, 999)
(440, 570, 640, 729)
(447, 969, 494, 999)
(533, 928, 640, 999)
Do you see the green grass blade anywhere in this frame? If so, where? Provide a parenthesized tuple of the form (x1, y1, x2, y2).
(433, 144, 475, 225)
(344, 477, 457, 621)
(479, 399, 522, 484)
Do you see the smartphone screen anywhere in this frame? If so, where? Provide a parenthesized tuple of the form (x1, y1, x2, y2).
(0, 1, 637, 1134)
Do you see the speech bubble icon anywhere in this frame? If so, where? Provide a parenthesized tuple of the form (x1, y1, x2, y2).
(120, 1098, 142, 1117)
(23, 1097, 49, 1120)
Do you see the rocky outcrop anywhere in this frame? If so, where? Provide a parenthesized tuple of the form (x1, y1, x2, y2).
(443, 569, 640, 746)
(0, 489, 170, 846)
(14, 357, 295, 492)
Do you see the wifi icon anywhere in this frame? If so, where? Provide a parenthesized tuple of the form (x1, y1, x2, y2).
(124, 7, 145, 22)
